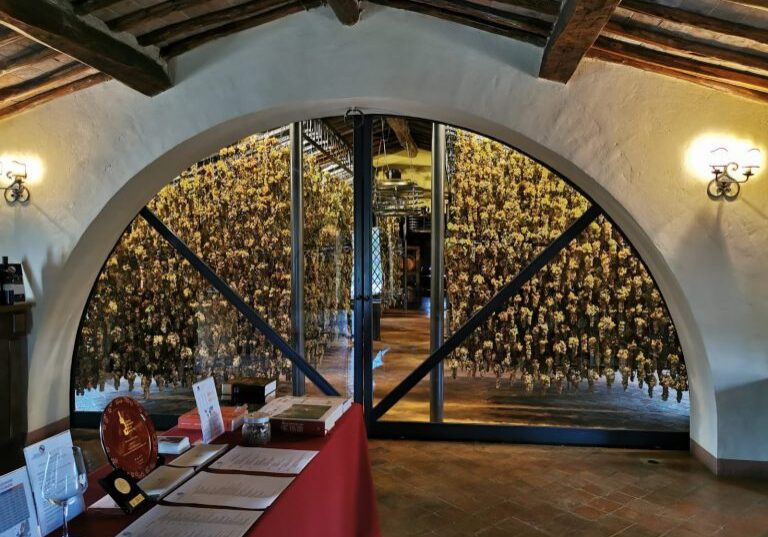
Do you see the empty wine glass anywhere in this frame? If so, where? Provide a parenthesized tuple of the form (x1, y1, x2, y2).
(42, 446, 88, 537)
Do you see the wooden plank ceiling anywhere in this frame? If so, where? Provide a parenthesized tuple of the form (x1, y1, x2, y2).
(0, 0, 765, 122)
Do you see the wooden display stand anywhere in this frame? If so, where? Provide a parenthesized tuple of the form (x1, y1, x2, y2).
(0, 302, 32, 473)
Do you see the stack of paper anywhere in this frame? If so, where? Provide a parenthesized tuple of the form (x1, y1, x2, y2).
(138, 465, 195, 499)
(116, 505, 261, 537)
(168, 444, 228, 469)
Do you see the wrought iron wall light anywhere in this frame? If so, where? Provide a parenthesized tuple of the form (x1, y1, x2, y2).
(707, 147, 760, 200)
(2, 160, 29, 204)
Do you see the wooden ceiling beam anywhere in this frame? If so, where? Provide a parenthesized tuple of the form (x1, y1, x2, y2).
(0, 46, 60, 79)
(494, 0, 561, 18)
(162, 2, 318, 57)
(589, 47, 768, 104)
(326, 0, 360, 25)
(369, 0, 548, 45)
(73, 0, 125, 15)
(386, 117, 418, 158)
(0, 0, 171, 95)
(620, 0, 768, 45)
(0, 62, 92, 102)
(0, 26, 25, 48)
(605, 18, 768, 72)
(592, 36, 768, 92)
(539, 0, 622, 83)
(0, 72, 109, 120)
(108, 0, 202, 33)
(138, 0, 292, 46)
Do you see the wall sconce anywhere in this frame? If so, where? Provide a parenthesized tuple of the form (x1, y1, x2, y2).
(2, 160, 29, 204)
(707, 147, 761, 201)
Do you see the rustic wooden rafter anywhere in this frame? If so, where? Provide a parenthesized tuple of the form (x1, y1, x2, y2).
(369, 0, 548, 45)
(107, 0, 202, 33)
(0, 0, 171, 95)
(0, 25, 25, 48)
(588, 47, 768, 104)
(620, 0, 768, 45)
(327, 0, 360, 25)
(540, 0, 622, 82)
(0, 72, 109, 120)
(0, 62, 92, 102)
(138, 0, 293, 47)
(162, 2, 318, 57)
(73, 0, 125, 15)
(386, 117, 418, 158)
(604, 18, 768, 73)
(592, 36, 768, 92)
(495, 0, 561, 18)
(0, 45, 60, 79)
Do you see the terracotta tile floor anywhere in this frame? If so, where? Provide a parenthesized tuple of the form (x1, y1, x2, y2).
(368, 440, 768, 537)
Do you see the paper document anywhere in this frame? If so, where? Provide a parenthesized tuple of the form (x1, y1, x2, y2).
(168, 444, 228, 468)
(89, 494, 119, 510)
(0, 467, 39, 537)
(210, 447, 318, 475)
(164, 472, 293, 510)
(138, 465, 195, 499)
(22, 431, 85, 536)
(194, 377, 225, 443)
(116, 505, 261, 537)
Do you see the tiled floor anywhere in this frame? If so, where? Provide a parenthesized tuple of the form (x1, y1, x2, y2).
(71, 429, 768, 537)
(368, 440, 768, 537)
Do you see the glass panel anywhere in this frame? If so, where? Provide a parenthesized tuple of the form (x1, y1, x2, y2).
(372, 116, 433, 421)
(302, 118, 354, 396)
(440, 128, 688, 430)
(73, 219, 290, 416)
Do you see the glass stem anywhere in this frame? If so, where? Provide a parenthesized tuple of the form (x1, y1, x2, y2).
(62, 502, 70, 537)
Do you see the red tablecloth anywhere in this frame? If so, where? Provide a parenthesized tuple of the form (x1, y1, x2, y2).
(66, 404, 381, 537)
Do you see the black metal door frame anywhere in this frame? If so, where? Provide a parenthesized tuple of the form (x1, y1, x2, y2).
(354, 114, 688, 450)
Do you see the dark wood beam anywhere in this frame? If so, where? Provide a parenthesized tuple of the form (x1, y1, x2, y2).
(592, 36, 768, 92)
(327, 0, 360, 25)
(138, 0, 296, 46)
(0, 46, 60, 79)
(162, 2, 318, 57)
(495, 0, 562, 18)
(539, 0, 622, 82)
(369, 0, 548, 45)
(0, 26, 25, 48)
(726, 0, 768, 9)
(73, 0, 125, 15)
(0, 62, 92, 102)
(107, 0, 201, 32)
(386, 117, 418, 157)
(0, 0, 171, 95)
(588, 47, 768, 104)
(0, 72, 109, 120)
(604, 18, 768, 73)
(391, 0, 551, 36)
(620, 0, 768, 45)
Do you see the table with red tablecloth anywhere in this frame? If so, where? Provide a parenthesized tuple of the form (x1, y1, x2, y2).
(66, 404, 381, 537)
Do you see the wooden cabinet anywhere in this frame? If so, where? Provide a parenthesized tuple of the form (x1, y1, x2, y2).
(0, 302, 32, 473)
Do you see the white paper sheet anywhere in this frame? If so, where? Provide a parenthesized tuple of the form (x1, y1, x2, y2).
(0, 467, 40, 537)
(210, 447, 318, 475)
(22, 431, 85, 536)
(116, 505, 262, 537)
(168, 444, 228, 469)
(194, 377, 225, 443)
(89, 494, 119, 510)
(138, 465, 195, 498)
(164, 472, 293, 510)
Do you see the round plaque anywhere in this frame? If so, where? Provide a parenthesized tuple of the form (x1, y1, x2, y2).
(100, 397, 158, 480)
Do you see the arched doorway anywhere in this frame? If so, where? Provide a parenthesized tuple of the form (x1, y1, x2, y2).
(70, 114, 689, 448)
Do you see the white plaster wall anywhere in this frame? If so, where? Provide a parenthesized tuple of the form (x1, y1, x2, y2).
(1, 4, 766, 461)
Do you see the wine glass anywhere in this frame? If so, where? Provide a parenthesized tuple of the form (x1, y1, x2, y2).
(42, 446, 88, 537)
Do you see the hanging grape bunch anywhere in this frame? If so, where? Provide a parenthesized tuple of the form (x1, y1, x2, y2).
(444, 130, 687, 402)
(74, 134, 354, 396)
